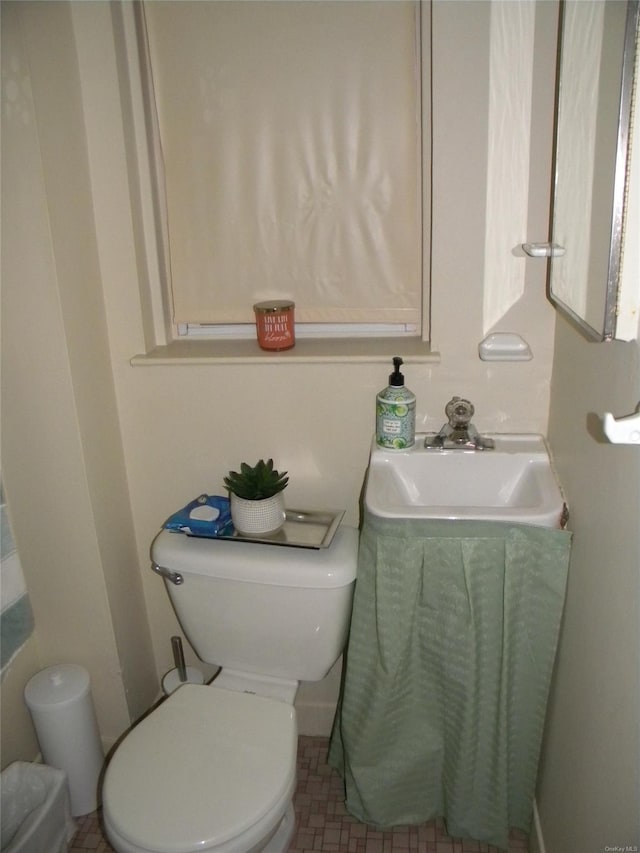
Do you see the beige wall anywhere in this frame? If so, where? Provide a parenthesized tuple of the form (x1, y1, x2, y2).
(1, 0, 157, 762)
(102, 0, 559, 721)
(1, 0, 559, 759)
(1, 637, 40, 767)
(538, 326, 640, 847)
(535, 7, 640, 846)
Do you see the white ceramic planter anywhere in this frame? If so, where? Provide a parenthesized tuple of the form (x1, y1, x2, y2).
(230, 492, 286, 537)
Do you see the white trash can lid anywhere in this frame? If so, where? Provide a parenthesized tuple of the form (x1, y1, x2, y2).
(25, 664, 91, 709)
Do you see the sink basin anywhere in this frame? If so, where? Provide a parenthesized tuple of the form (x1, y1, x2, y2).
(365, 433, 567, 528)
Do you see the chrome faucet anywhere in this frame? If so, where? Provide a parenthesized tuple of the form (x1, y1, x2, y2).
(424, 397, 495, 450)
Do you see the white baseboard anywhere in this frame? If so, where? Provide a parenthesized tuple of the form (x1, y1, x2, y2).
(529, 799, 547, 853)
(294, 700, 337, 737)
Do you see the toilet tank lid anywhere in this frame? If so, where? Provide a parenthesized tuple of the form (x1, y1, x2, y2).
(151, 525, 358, 589)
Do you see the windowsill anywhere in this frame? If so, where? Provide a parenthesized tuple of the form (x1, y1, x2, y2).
(131, 337, 439, 365)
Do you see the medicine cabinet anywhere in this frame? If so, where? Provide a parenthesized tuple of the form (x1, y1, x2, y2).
(549, 0, 639, 341)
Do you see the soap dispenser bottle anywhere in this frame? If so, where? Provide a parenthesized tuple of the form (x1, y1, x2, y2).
(376, 357, 416, 449)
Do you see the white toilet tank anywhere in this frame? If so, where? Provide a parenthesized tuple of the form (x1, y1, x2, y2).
(151, 525, 358, 682)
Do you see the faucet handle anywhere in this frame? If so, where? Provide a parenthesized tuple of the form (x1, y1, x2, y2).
(445, 397, 474, 429)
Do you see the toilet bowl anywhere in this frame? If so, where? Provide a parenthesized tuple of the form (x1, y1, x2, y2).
(103, 685, 297, 853)
(103, 525, 358, 853)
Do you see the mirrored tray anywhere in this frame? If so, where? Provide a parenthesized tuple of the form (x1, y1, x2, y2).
(200, 508, 346, 549)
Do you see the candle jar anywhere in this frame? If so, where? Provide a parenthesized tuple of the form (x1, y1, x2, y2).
(253, 301, 295, 351)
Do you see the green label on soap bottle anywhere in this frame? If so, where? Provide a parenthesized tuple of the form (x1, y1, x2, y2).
(376, 396, 416, 449)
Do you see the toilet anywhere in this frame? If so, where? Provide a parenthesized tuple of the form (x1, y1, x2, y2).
(102, 525, 358, 853)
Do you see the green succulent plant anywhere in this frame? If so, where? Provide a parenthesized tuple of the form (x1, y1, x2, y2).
(223, 458, 289, 501)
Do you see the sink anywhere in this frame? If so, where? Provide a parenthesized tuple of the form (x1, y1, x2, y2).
(365, 434, 567, 528)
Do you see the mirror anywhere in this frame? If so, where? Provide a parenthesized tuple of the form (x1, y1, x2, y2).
(549, 0, 639, 341)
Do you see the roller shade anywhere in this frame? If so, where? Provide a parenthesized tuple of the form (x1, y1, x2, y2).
(142, 1, 424, 327)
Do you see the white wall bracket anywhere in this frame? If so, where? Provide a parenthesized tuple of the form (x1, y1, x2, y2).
(603, 406, 640, 444)
(522, 242, 566, 258)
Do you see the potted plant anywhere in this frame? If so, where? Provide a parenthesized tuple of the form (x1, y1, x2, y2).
(223, 458, 289, 536)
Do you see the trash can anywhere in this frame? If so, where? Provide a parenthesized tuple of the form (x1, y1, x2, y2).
(0, 761, 76, 853)
(24, 664, 104, 816)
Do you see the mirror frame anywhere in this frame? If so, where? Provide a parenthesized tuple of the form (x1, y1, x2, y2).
(550, 0, 639, 341)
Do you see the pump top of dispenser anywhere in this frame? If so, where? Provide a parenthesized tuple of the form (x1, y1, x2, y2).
(389, 357, 405, 386)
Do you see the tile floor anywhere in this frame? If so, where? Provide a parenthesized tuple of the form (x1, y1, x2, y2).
(69, 736, 530, 853)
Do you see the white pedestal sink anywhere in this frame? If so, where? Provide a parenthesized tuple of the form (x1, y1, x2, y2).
(365, 433, 567, 528)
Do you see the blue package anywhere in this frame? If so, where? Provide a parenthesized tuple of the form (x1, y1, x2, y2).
(163, 494, 233, 538)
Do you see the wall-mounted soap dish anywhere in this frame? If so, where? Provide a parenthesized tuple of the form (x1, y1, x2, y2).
(478, 333, 532, 362)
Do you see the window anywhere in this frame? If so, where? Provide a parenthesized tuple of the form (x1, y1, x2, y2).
(137, 1, 429, 341)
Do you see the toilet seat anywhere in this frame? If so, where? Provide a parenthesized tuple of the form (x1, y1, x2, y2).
(102, 684, 297, 853)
